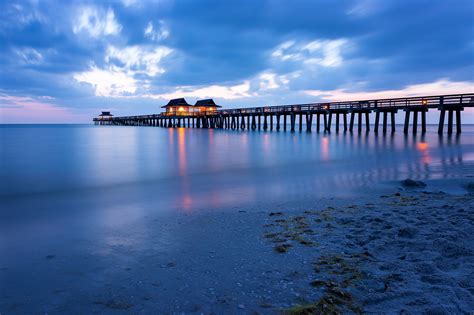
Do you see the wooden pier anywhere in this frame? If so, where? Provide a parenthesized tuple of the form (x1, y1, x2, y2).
(93, 94, 473, 134)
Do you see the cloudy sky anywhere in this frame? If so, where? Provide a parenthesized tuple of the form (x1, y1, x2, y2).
(0, 0, 473, 123)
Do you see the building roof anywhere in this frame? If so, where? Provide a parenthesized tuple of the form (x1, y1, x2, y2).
(194, 99, 222, 107)
(161, 98, 192, 108)
(99, 111, 113, 116)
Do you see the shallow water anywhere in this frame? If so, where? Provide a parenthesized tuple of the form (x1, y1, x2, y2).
(1, 124, 474, 313)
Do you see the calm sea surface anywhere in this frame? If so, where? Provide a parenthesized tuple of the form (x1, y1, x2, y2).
(1, 124, 474, 312)
(1, 124, 474, 213)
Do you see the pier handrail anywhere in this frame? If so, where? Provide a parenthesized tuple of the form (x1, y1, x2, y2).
(217, 93, 474, 115)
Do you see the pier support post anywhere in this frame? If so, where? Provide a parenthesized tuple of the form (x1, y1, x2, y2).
(403, 110, 410, 134)
(306, 113, 312, 132)
(438, 109, 446, 134)
(316, 114, 321, 132)
(365, 112, 370, 131)
(263, 115, 268, 130)
(456, 110, 461, 134)
(438, 112, 446, 134)
(251, 115, 256, 130)
(344, 113, 348, 132)
(290, 113, 296, 132)
(284, 114, 287, 131)
(412, 111, 418, 134)
(326, 113, 332, 132)
(349, 112, 355, 132)
(241, 115, 246, 129)
(258, 115, 261, 130)
(358, 112, 362, 133)
(270, 114, 274, 130)
(299, 113, 303, 132)
(447, 110, 453, 134)
(335, 113, 340, 133)
(276, 114, 281, 131)
(383, 112, 388, 133)
(391, 112, 396, 132)
(421, 110, 427, 133)
(374, 111, 380, 133)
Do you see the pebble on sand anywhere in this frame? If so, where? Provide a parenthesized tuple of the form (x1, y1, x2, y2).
(400, 179, 427, 188)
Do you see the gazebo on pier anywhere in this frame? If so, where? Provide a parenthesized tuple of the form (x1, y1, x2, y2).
(98, 111, 113, 120)
(194, 99, 221, 114)
(161, 98, 193, 116)
(95, 111, 114, 125)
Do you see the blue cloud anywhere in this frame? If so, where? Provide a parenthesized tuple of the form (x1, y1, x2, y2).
(0, 0, 473, 122)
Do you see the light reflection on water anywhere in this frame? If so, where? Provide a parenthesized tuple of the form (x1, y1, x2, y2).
(1, 124, 473, 216)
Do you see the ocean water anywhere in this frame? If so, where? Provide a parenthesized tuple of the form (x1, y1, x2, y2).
(1, 124, 474, 312)
(1, 124, 474, 212)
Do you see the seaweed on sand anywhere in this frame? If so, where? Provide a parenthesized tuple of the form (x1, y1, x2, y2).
(284, 289, 362, 315)
(274, 243, 293, 253)
(264, 214, 316, 252)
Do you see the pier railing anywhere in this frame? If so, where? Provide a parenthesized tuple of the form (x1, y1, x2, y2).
(217, 93, 474, 115)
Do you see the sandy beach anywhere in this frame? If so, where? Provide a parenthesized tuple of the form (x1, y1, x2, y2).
(2, 178, 473, 314)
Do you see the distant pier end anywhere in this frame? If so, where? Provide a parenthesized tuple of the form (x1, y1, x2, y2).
(93, 94, 474, 134)
(94, 111, 114, 125)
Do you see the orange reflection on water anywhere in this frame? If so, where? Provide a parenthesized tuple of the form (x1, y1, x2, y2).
(263, 133, 270, 149)
(417, 142, 431, 164)
(178, 128, 187, 175)
(321, 137, 329, 161)
(181, 194, 193, 212)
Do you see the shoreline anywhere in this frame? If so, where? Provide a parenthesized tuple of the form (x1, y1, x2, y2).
(1, 179, 473, 313)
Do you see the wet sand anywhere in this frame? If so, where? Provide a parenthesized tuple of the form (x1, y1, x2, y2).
(1, 179, 473, 314)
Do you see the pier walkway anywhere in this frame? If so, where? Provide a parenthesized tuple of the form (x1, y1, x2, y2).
(93, 93, 474, 134)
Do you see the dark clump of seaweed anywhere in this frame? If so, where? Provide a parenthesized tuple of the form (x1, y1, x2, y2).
(314, 254, 364, 283)
(263, 213, 317, 253)
(298, 253, 367, 313)
(285, 284, 363, 314)
(269, 211, 284, 216)
(274, 243, 292, 253)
